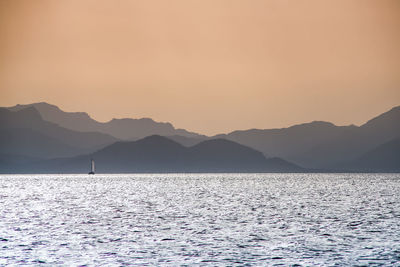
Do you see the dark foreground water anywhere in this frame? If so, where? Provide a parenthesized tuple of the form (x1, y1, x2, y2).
(0, 173, 399, 266)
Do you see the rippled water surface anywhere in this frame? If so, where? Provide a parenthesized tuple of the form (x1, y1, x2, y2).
(0, 173, 400, 266)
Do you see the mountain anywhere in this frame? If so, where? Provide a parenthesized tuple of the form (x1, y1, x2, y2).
(215, 121, 355, 161)
(0, 153, 41, 174)
(215, 106, 400, 168)
(360, 106, 400, 142)
(0, 107, 118, 158)
(16, 135, 304, 173)
(3, 102, 399, 172)
(186, 139, 270, 172)
(8, 102, 205, 140)
(9, 102, 99, 132)
(0, 128, 80, 159)
(294, 106, 400, 168)
(339, 138, 400, 172)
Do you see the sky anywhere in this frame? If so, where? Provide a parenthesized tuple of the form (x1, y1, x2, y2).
(0, 0, 399, 135)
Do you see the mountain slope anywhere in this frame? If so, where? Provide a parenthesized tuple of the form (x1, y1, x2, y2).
(0, 153, 41, 174)
(0, 128, 80, 159)
(339, 138, 400, 172)
(360, 106, 400, 142)
(186, 139, 271, 172)
(164, 135, 207, 147)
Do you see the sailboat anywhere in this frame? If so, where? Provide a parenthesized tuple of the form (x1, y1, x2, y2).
(88, 159, 95, 175)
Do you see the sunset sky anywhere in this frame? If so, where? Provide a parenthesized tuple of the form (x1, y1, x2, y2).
(1, 0, 399, 135)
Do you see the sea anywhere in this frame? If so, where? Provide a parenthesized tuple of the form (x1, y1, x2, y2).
(0, 173, 399, 266)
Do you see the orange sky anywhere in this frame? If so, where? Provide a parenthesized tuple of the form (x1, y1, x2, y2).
(0, 0, 399, 135)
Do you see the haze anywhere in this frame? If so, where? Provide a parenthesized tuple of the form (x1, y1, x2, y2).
(1, 0, 399, 135)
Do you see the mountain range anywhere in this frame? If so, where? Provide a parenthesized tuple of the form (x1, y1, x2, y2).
(0, 107, 117, 158)
(215, 106, 400, 169)
(0, 102, 399, 173)
(13, 135, 303, 173)
(9, 102, 205, 140)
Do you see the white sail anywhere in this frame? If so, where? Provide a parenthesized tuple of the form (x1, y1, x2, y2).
(91, 159, 95, 173)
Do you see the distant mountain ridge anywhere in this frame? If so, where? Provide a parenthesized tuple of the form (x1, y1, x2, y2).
(214, 121, 356, 159)
(291, 106, 400, 168)
(0, 107, 118, 158)
(214, 106, 400, 169)
(8, 102, 205, 140)
(11, 135, 304, 173)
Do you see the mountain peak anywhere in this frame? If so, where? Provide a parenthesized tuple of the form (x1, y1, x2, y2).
(194, 138, 251, 148)
(288, 121, 336, 130)
(31, 102, 60, 109)
(9, 102, 93, 121)
(109, 117, 163, 124)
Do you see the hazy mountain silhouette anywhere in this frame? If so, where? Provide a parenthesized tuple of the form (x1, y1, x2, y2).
(0, 128, 80, 159)
(294, 106, 400, 168)
(8, 102, 205, 140)
(16, 135, 303, 173)
(215, 121, 355, 161)
(2, 103, 399, 173)
(215, 106, 400, 168)
(9, 102, 99, 131)
(0, 153, 41, 174)
(338, 138, 400, 172)
(360, 106, 400, 141)
(0, 107, 118, 158)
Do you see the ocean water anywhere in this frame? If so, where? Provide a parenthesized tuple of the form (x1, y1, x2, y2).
(0, 173, 399, 266)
